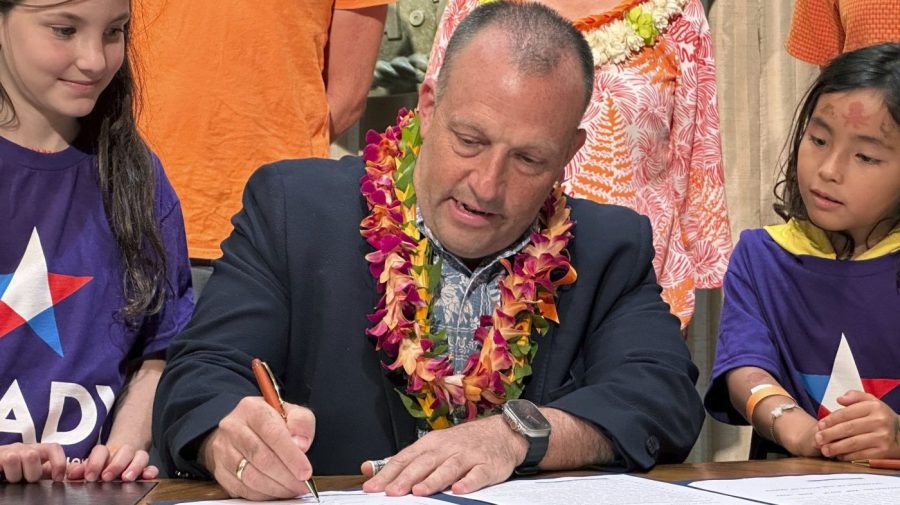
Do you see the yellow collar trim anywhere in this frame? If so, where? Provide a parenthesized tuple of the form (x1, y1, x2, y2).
(764, 219, 900, 260)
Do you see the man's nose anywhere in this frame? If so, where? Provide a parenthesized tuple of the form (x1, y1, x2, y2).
(468, 151, 506, 204)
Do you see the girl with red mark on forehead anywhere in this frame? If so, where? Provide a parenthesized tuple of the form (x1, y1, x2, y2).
(705, 43, 900, 461)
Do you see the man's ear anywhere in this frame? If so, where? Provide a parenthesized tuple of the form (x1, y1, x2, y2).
(417, 77, 438, 138)
(566, 128, 587, 163)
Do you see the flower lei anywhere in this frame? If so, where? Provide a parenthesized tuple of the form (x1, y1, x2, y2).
(360, 109, 577, 429)
(476, 0, 687, 67)
(580, 0, 688, 66)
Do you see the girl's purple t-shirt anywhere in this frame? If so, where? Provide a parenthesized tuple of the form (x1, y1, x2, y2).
(0, 137, 193, 460)
(706, 228, 900, 424)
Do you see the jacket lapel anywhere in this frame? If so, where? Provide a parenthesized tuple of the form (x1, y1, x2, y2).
(377, 350, 418, 451)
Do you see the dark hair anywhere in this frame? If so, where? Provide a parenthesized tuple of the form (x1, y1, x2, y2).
(437, 0, 595, 114)
(774, 42, 900, 259)
(0, 0, 168, 321)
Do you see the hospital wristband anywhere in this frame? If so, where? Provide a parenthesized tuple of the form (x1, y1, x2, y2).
(745, 383, 794, 421)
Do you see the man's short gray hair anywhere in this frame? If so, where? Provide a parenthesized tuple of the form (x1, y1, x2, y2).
(436, 1, 595, 113)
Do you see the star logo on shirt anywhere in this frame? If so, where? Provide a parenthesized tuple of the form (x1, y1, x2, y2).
(0, 228, 92, 357)
(800, 333, 900, 418)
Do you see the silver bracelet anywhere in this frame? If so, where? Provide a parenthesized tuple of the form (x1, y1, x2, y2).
(770, 402, 798, 446)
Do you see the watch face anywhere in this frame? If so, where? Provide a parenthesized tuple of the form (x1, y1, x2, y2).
(506, 400, 551, 432)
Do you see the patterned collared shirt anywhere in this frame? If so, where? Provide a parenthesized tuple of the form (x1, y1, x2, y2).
(414, 210, 535, 426)
(415, 210, 533, 372)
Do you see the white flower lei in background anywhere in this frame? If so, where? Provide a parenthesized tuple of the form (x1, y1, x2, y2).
(583, 0, 689, 66)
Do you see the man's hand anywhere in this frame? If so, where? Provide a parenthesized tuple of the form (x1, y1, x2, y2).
(200, 397, 316, 500)
(0, 443, 67, 482)
(361, 414, 527, 496)
(816, 390, 900, 460)
(65, 445, 158, 481)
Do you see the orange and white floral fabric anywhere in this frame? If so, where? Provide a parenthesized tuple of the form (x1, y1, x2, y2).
(426, 0, 732, 327)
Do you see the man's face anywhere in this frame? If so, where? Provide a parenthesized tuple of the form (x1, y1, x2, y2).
(414, 30, 586, 262)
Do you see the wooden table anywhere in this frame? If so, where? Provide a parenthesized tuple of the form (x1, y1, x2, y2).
(139, 458, 899, 504)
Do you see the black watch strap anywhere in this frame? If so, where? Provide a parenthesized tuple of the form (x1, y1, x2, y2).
(514, 433, 549, 475)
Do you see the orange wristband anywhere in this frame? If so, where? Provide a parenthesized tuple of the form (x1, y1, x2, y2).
(745, 384, 794, 421)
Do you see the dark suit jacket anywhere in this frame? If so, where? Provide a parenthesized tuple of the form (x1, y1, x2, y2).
(152, 157, 703, 478)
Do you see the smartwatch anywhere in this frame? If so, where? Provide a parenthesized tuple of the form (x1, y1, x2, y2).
(501, 399, 551, 475)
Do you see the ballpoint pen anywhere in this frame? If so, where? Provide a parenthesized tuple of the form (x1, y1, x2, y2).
(251, 358, 320, 502)
(851, 459, 900, 471)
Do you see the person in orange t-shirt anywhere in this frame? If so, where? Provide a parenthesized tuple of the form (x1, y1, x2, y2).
(786, 0, 900, 66)
(132, 1, 392, 264)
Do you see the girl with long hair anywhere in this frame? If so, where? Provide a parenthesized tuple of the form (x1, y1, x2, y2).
(0, 0, 192, 482)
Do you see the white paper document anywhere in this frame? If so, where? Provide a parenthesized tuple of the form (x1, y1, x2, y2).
(689, 472, 900, 505)
(173, 490, 448, 505)
(455, 474, 757, 505)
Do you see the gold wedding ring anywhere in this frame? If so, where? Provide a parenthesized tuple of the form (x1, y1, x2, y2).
(235, 457, 249, 482)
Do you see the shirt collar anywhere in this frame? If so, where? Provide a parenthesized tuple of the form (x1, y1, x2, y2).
(415, 206, 536, 276)
(764, 218, 900, 261)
